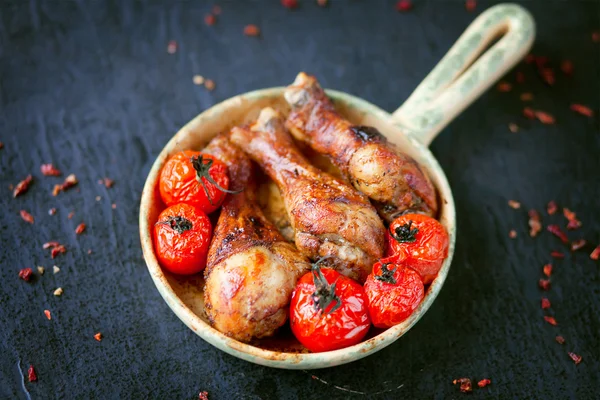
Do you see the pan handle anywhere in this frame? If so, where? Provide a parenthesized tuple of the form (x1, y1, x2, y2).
(391, 3, 535, 147)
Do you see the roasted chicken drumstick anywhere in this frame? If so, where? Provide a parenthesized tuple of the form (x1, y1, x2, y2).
(230, 108, 384, 282)
(203, 134, 310, 342)
(284, 72, 438, 222)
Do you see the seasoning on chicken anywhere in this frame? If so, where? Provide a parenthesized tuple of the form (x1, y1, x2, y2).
(284, 72, 438, 222)
(230, 108, 385, 282)
(203, 135, 310, 342)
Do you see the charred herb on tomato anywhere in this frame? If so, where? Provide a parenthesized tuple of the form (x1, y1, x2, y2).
(374, 263, 398, 284)
(156, 216, 194, 234)
(391, 220, 418, 243)
(190, 155, 240, 206)
(310, 260, 341, 315)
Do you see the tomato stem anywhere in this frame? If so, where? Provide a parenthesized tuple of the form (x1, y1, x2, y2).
(311, 259, 341, 315)
(392, 220, 418, 243)
(374, 263, 397, 284)
(155, 216, 193, 234)
(190, 155, 242, 206)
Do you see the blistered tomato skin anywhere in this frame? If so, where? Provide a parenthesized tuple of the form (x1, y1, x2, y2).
(290, 267, 371, 353)
(364, 258, 425, 328)
(385, 213, 449, 284)
(159, 150, 230, 214)
(154, 203, 212, 275)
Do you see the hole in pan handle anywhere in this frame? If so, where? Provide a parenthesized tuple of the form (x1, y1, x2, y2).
(392, 3, 535, 147)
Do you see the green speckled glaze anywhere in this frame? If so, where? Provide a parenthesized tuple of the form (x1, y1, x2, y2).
(139, 4, 534, 369)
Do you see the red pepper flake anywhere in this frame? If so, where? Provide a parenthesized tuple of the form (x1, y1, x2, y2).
(528, 209, 542, 237)
(535, 110, 555, 124)
(563, 208, 575, 221)
(395, 0, 413, 12)
(204, 14, 216, 26)
(281, 0, 298, 9)
(87, 249, 93, 254)
(509, 230, 517, 239)
(13, 175, 33, 198)
(52, 184, 61, 196)
(551, 251, 565, 259)
(541, 297, 551, 309)
(516, 71, 525, 83)
(94, 332, 103, 341)
(523, 107, 536, 120)
(555, 336, 565, 344)
(571, 239, 586, 252)
(40, 163, 62, 176)
(547, 201, 557, 215)
(477, 379, 491, 388)
(68, 211, 75, 219)
(520, 92, 533, 101)
(75, 223, 86, 235)
(103, 177, 114, 188)
(243, 24, 260, 37)
(44, 309, 51, 320)
(48, 208, 57, 216)
(544, 316, 557, 326)
(560, 60, 573, 75)
(43, 241, 60, 249)
(592, 31, 600, 42)
(20, 210, 34, 224)
(51, 245, 66, 259)
(199, 391, 209, 400)
(547, 224, 568, 244)
(497, 81, 512, 92)
(111, 203, 117, 209)
(540, 67, 555, 86)
(570, 103, 594, 117)
(212, 5, 221, 15)
(508, 123, 519, 133)
(568, 352, 582, 365)
(590, 245, 600, 260)
(453, 378, 472, 393)
(317, 0, 328, 6)
(19, 268, 33, 282)
(61, 174, 78, 191)
(543, 264, 552, 277)
(539, 279, 551, 291)
(167, 40, 177, 54)
(508, 200, 521, 209)
(567, 219, 582, 230)
(563, 208, 581, 230)
(465, 0, 476, 12)
(28, 365, 37, 382)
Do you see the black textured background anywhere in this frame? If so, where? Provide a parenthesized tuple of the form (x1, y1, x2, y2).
(1, 1, 599, 399)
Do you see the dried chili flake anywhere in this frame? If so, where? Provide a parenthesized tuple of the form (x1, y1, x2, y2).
(477, 379, 491, 388)
(520, 92, 533, 101)
(509, 230, 517, 239)
(20, 210, 34, 224)
(19, 268, 33, 282)
(94, 332, 103, 341)
(53, 266, 60, 274)
(212, 5, 221, 14)
(103, 177, 114, 188)
(508, 123, 519, 133)
(543, 264, 552, 277)
(570, 103, 594, 117)
(28, 365, 37, 382)
(111, 203, 117, 209)
(167, 40, 177, 54)
(43, 241, 60, 249)
(52, 184, 61, 196)
(567, 219, 582, 230)
(547, 224, 568, 244)
(317, 0, 328, 6)
(199, 391, 209, 400)
(193, 75, 205, 85)
(528, 209, 542, 237)
(516, 71, 525, 83)
(95, 196, 101, 201)
(281, 0, 298, 9)
(497, 81, 512, 92)
(53, 287, 63, 296)
(571, 239, 586, 252)
(243, 24, 260, 37)
(568, 352, 582, 365)
(395, 0, 413, 12)
(48, 208, 57, 216)
(547, 201, 557, 215)
(535, 111, 555, 124)
(62, 174, 78, 190)
(523, 107, 536, 120)
(204, 79, 215, 91)
(75, 223, 86, 235)
(13, 175, 33, 198)
(453, 378, 472, 393)
(544, 316, 557, 326)
(540, 67, 555, 86)
(68, 211, 75, 219)
(555, 336, 565, 344)
(51, 245, 66, 259)
(37, 266, 45, 275)
(541, 297, 551, 309)
(508, 200, 521, 209)
(551, 251, 565, 259)
(560, 60, 573, 75)
(539, 279, 551, 291)
(40, 163, 62, 176)
(87, 249, 93, 254)
(465, 0, 476, 12)
(44, 310, 51, 320)
(590, 245, 600, 260)
(204, 14, 216, 26)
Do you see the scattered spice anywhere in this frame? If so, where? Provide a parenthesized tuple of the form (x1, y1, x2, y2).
(477, 379, 491, 388)
(395, 0, 412, 12)
(497, 81, 512, 92)
(555, 336, 565, 344)
(590, 245, 600, 260)
(508, 123, 519, 133)
(520, 92, 533, 101)
(20, 210, 34, 224)
(95, 196, 101, 201)
(13, 175, 33, 198)
(193, 75, 205, 85)
(547, 224, 568, 244)
(75, 223, 86, 235)
(570, 103, 593, 117)
(317, 0, 328, 6)
(48, 208, 57, 216)
(37, 266, 45, 275)
(167, 40, 177, 54)
(568, 352, 582, 365)
(508, 200, 521, 209)
(94, 332, 103, 342)
(44, 310, 51, 320)
(111, 203, 117, 209)
(40, 163, 61, 176)
(539, 279, 551, 291)
(281, 0, 298, 8)
(53, 266, 60, 274)
(453, 378, 472, 393)
(528, 209, 542, 237)
(509, 230, 517, 239)
(199, 391, 209, 400)
(547, 201, 557, 215)
(68, 211, 75, 219)
(43, 241, 60, 249)
(571, 239, 586, 252)
(465, 0, 476, 12)
(103, 177, 114, 188)
(212, 5, 221, 14)
(544, 316, 557, 326)
(560, 60, 573, 75)
(53, 174, 78, 196)
(243, 24, 260, 37)
(0, 141, 3, 149)
(204, 79, 216, 91)
(541, 297, 551, 309)
(52, 184, 61, 196)
(87, 249, 93, 254)
(28, 365, 37, 382)
(53, 287, 63, 296)
(516, 71, 525, 83)
(550, 251, 565, 259)
(535, 110, 555, 124)
(19, 268, 33, 282)
(540, 67, 555, 86)
(523, 107, 535, 119)
(204, 14, 216, 26)
(543, 264, 552, 277)
(567, 219, 582, 230)
(51, 245, 66, 259)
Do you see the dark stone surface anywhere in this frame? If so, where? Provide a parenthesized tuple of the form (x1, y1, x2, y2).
(1, 1, 599, 399)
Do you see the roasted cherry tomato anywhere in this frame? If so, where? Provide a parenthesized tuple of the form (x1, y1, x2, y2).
(159, 150, 233, 214)
(364, 257, 425, 328)
(385, 213, 449, 284)
(290, 263, 371, 352)
(154, 203, 212, 275)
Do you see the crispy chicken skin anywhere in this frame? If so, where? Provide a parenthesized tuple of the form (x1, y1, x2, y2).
(230, 108, 385, 282)
(284, 72, 438, 223)
(203, 134, 310, 342)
